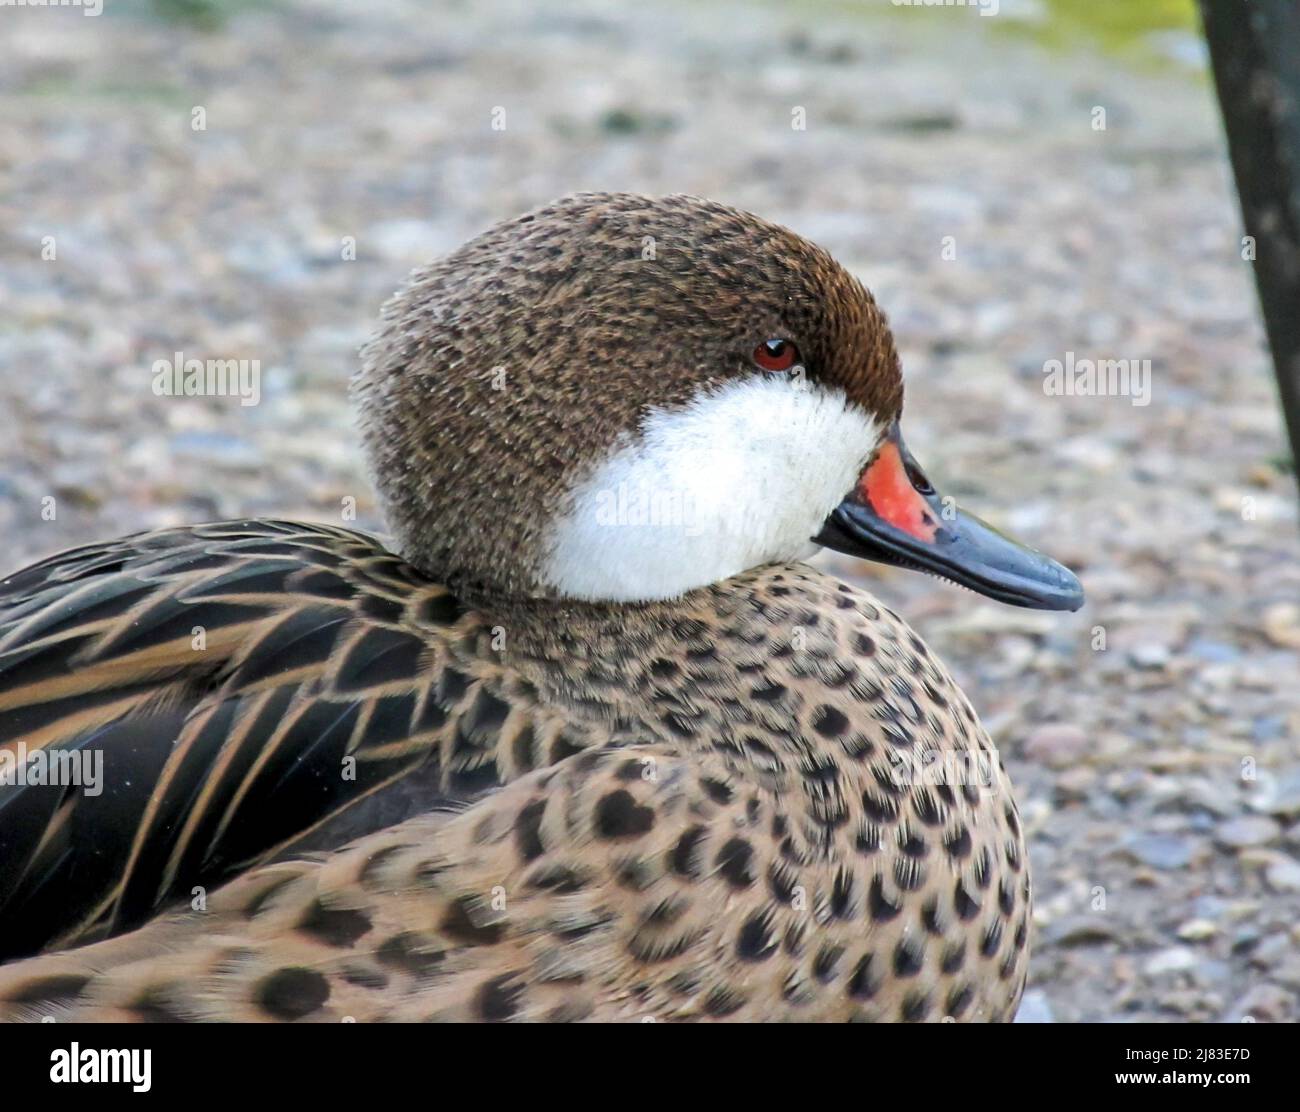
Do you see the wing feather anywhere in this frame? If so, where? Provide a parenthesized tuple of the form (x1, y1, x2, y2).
(0, 521, 598, 961)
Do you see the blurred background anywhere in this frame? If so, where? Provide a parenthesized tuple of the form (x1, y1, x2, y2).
(1, 0, 1297, 1022)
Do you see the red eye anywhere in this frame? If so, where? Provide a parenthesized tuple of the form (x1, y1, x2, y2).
(753, 338, 799, 372)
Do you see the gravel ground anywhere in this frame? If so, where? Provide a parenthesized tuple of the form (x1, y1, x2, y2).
(2, 0, 1297, 1022)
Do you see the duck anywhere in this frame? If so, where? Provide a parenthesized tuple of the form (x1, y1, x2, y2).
(0, 192, 1082, 1022)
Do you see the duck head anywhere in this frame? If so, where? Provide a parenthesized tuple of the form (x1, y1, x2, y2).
(354, 192, 1082, 611)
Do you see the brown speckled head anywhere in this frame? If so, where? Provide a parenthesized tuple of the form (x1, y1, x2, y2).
(353, 192, 904, 600)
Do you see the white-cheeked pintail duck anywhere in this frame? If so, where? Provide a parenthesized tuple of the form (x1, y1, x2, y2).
(0, 192, 1082, 1022)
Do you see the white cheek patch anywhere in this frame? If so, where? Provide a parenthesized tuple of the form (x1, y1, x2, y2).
(543, 375, 883, 602)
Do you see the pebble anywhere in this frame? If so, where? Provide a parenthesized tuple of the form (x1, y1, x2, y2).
(1054, 766, 1097, 799)
(1128, 642, 1171, 670)
(1252, 715, 1287, 742)
(1045, 917, 1121, 948)
(1239, 923, 1274, 952)
(1144, 947, 1199, 976)
(1013, 989, 1054, 1023)
(1166, 779, 1235, 818)
(1215, 816, 1281, 850)
(1266, 771, 1300, 819)
(1123, 832, 1196, 869)
(1176, 919, 1218, 942)
(1022, 723, 1090, 769)
(1186, 637, 1241, 663)
(169, 431, 263, 468)
(1251, 932, 1291, 966)
(1225, 984, 1294, 1023)
(1262, 602, 1300, 649)
(1265, 857, 1300, 893)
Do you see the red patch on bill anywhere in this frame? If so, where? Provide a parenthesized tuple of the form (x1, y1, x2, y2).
(858, 442, 939, 543)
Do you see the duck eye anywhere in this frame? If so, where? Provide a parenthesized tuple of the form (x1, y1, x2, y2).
(753, 338, 799, 372)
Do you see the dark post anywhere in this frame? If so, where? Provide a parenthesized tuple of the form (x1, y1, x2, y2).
(1199, 0, 1300, 481)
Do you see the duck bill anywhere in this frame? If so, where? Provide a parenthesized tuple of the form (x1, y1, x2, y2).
(813, 421, 1084, 612)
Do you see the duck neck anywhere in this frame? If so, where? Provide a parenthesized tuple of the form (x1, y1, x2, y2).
(463, 581, 696, 724)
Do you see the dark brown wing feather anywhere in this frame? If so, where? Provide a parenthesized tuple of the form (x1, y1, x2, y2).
(0, 520, 579, 961)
